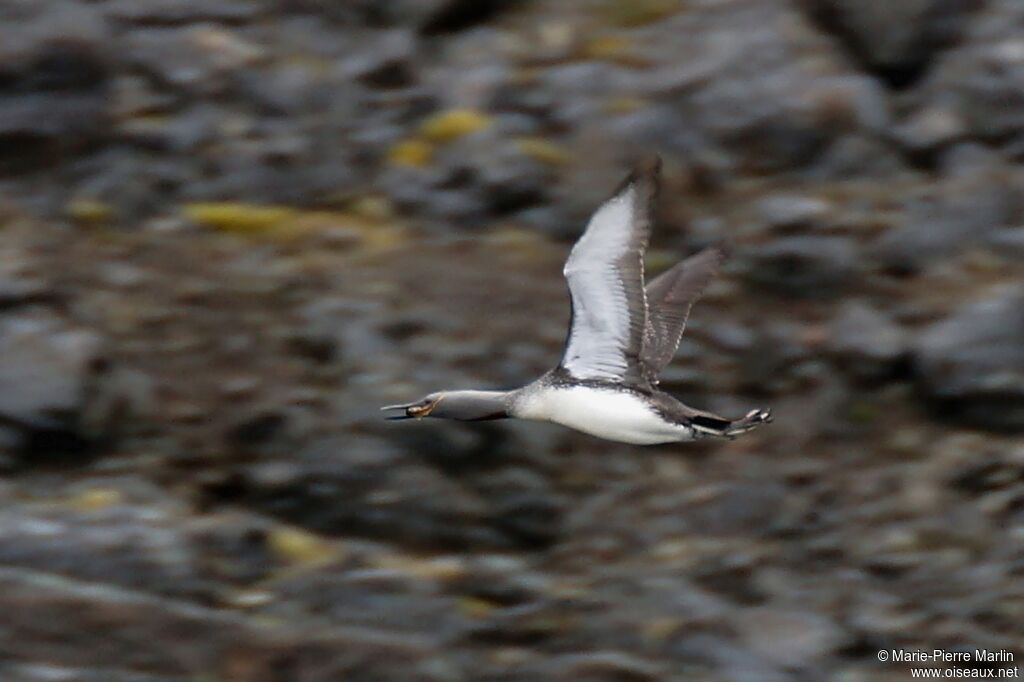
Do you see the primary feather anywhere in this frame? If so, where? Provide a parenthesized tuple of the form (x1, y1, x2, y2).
(559, 158, 659, 387)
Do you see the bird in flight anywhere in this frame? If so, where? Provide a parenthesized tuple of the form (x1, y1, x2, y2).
(382, 157, 771, 444)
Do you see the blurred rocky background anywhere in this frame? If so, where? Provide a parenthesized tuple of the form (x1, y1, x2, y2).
(0, 0, 1022, 680)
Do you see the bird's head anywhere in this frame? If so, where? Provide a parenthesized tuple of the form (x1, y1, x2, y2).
(380, 392, 445, 420)
(381, 390, 509, 421)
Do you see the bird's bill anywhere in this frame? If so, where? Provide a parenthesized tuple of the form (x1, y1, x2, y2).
(379, 398, 438, 420)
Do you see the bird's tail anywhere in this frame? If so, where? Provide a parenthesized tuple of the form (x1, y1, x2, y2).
(690, 408, 772, 439)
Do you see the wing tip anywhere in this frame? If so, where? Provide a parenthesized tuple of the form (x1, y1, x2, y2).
(613, 153, 662, 200)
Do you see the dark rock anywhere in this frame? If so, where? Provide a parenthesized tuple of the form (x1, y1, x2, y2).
(986, 226, 1024, 259)
(0, 3, 111, 169)
(754, 195, 833, 233)
(741, 236, 860, 299)
(0, 311, 103, 456)
(542, 652, 663, 681)
(810, 133, 909, 178)
(123, 26, 263, 97)
(240, 436, 507, 548)
(797, 0, 981, 87)
(344, 29, 417, 88)
(737, 608, 846, 667)
(105, 0, 268, 25)
(646, 3, 887, 173)
(0, 490, 209, 599)
(875, 146, 1017, 272)
(476, 467, 564, 548)
(893, 105, 967, 155)
(827, 300, 908, 382)
(921, 0, 1024, 143)
(915, 286, 1024, 432)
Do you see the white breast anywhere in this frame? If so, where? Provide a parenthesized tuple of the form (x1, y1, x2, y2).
(513, 385, 694, 445)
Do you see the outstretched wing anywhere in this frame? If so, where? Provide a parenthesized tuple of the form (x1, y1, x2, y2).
(641, 246, 727, 382)
(558, 158, 660, 386)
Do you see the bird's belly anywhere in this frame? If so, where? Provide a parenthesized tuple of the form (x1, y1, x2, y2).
(519, 387, 693, 445)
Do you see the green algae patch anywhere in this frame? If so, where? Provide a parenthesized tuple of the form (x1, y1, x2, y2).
(66, 199, 113, 226)
(185, 202, 296, 233)
(388, 138, 434, 168)
(599, 0, 680, 27)
(577, 34, 648, 66)
(515, 137, 571, 166)
(419, 108, 492, 143)
(268, 525, 340, 567)
(604, 96, 647, 114)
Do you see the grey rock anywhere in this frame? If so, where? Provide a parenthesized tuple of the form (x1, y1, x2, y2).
(754, 195, 834, 233)
(741, 236, 860, 299)
(810, 133, 908, 179)
(916, 0, 1024, 144)
(104, 0, 268, 25)
(827, 300, 908, 381)
(343, 29, 417, 88)
(0, 311, 102, 445)
(475, 467, 564, 548)
(986, 226, 1024, 259)
(240, 435, 508, 548)
(915, 285, 1024, 431)
(0, 3, 111, 167)
(875, 146, 1018, 272)
(893, 105, 967, 154)
(737, 607, 846, 667)
(798, 0, 980, 86)
(0, 496, 209, 599)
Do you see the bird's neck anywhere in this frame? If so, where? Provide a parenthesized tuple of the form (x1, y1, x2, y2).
(441, 390, 513, 421)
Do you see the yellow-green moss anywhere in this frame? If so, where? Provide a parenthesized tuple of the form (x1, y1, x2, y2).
(418, 108, 492, 143)
(599, 0, 681, 27)
(184, 203, 296, 233)
(66, 199, 113, 225)
(387, 139, 434, 168)
(69, 488, 123, 512)
(604, 96, 646, 114)
(515, 137, 571, 166)
(267, 526, 338, 566)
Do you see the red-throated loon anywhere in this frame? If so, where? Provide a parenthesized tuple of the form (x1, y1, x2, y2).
(382, 157, 771, 445)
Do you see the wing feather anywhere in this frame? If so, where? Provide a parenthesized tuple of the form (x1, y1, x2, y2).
(559, 158, 659, 386)
(641, 246, 727, 382)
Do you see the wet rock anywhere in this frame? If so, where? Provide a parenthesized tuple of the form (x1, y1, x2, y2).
(399, 0, 518, 34)
(240, 435, 507, 548)
(810, 133, 908, 178)
(476, 467, 564, 548)
(754, 195, 833, 234)
(0, 3, 111, 168)
(986, 226, 1024, 259)
(541, 652, 663, 681)
(915, 286, 1024, 432)
(827, 300, 908, 382)
(0, 486, 209, 599)
(737, 607, 846, 667)
(893, 105, 967, 155)
(265, 564, 468, 638)
(344, 29, 417, 88)
(0, 565, 443, 681)
(799, 0, 981, 86)
(124, 25, 264, 97)
(104, 0, 268, 25)
(922, 1, 1024, 142)
(875, 147, 1017, 272)
(0, 310, 103, 455)
(650, 3, 885, 172)
(741, 236, 860, 299)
